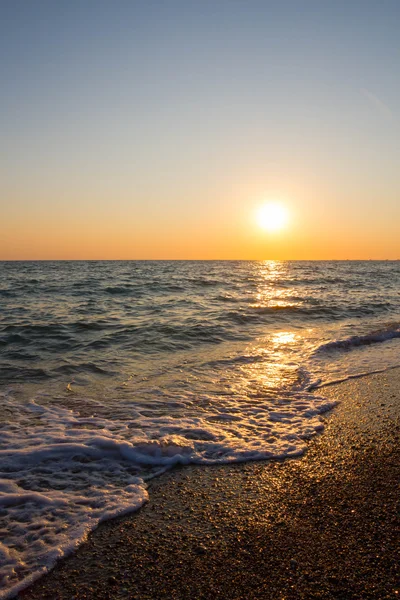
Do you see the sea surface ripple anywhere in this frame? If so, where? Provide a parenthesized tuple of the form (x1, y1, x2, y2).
(0, 260, 399, 597)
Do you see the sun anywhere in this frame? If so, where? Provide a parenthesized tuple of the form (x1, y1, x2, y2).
(256, 202, 289, 233)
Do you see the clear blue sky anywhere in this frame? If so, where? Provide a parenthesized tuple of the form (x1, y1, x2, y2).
(1, 0, 399, 258)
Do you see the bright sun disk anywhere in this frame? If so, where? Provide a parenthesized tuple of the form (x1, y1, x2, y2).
(256, 202, 288, 232)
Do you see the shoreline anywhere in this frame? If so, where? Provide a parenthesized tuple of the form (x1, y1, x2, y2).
(18, 368, 400, 599)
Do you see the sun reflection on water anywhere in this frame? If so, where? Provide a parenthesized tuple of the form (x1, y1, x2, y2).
(250, 261, 303, 310)
(271, 331, 297, 345)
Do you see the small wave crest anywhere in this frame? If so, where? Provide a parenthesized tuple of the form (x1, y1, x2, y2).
(313, 323, 400, 355)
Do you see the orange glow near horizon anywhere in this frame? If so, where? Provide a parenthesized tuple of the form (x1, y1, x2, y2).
(1, 212, 399, 261)
(1, 188, 399, 261)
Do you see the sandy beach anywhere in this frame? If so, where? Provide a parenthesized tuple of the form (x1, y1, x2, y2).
(16, 367, 400, 600)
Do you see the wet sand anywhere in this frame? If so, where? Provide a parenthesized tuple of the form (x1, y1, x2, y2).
(19, 369, 400, 600)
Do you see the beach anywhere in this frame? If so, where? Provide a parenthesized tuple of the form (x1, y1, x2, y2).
(2, 0, 400, 594)
(2, 0, 399, 595)
(18, 368, 400, 600)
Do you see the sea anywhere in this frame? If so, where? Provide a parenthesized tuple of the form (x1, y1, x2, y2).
(1, 260, 399, 597)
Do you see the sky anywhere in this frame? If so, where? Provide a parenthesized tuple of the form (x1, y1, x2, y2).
(1, 0, 399, 259)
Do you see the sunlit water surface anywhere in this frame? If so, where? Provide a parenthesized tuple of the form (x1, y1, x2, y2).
(0, 260, 399, 597)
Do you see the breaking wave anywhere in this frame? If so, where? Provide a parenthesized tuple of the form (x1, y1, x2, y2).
(313, 322, 400, 354)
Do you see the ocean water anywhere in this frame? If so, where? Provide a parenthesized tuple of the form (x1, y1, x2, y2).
(0, 260, 399, 597)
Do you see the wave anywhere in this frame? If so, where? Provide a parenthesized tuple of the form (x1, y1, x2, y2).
(0, 364, 51, 382)
(0, 387, 335, 598)
(214, 294, 242, 303)
(0, 321, 118, 343)
(274, 276, 348, 287)
(201, 353, 267, 368)
(313, 323, 400, 355)
(308, 364, 400, 390)
(0, 290, 16, 298)
(104, 282, 186, 295)
(2, 323, 70, 337)
(104, 285, 136, 295)
(54, 362, 117, 376)
(218, 303, 391, 325)
(187, 277, 222, 287)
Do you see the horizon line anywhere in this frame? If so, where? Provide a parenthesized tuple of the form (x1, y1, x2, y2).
(0, 258, 399, 262)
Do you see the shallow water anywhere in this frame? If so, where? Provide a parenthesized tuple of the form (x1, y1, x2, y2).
(1, 260, 399, 597)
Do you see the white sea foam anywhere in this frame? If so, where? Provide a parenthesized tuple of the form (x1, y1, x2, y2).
(0, 384, 335, 598)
